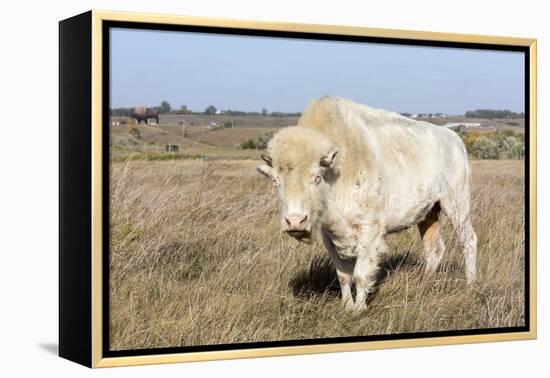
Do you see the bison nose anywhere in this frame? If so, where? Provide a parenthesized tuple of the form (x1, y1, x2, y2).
(284, 214, 309, 231)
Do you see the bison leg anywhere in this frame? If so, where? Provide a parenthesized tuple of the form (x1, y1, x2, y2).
(440, 198, 478, 284)
(456, 219, 477, 284)
(322, 230, 355, 310)
(418, 203, 445, 276)
(336, 270, 354, 311)
(352, 233, 386, 312)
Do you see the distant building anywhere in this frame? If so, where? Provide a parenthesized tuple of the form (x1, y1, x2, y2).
(407, 113, 447, 119)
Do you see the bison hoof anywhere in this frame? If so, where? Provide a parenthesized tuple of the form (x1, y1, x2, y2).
(343, 302, 355, 312)
(342, 301, 367, 313)
(353, 303, 367, 313)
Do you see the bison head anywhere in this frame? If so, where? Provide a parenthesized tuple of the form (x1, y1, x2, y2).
(257, 127, 338, 243)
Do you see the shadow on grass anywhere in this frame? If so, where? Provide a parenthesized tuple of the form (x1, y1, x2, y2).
(289, 250, 422, 301)
(289, 255, 340, 299)
(376, 250, 421, 283)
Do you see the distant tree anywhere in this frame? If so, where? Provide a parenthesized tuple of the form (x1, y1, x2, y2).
(205, 105, 217, 115)
(110, 107, 133, 117)
(160, 101, 172, 113)
(464, 109, 522, 119)
(262, 108, 269, 116)
(270, 111, 302, 117)
(180, 105, 188, 111)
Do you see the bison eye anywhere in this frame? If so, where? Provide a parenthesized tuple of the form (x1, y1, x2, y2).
(314, 175, 321, 185)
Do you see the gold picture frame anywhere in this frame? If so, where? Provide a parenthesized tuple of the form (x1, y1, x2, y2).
(59, 9, 537, 368)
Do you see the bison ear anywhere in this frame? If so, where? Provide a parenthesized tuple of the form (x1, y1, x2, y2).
(257, 164, 274, 179)
(320, 149, 338, 168)
(260, 154, 273, 167)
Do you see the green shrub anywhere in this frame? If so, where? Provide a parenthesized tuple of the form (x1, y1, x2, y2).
(128, 125, 141, 140)
(511, 141, 525, 159)
(472, 137, 499, 159)
(256, 132, 273, 150)
(111, 135, 140, 147)
(240, 139, 257, 149)
(458, 131, 483, 154)
(239, 132, 273, 150)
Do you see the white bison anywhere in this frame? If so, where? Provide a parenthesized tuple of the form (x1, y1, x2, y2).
(257, 96, 477, 312)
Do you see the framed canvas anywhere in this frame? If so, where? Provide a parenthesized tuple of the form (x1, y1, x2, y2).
(59, 10, 537, 368)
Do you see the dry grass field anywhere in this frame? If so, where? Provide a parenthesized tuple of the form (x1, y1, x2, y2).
(158, 113, 299, 128)
(109, 156, 525, 351)
(108, 115, 523, 163)
(110, 123, 278, 161)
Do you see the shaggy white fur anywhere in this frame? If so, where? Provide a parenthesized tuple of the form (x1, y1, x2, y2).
(258, 96, 477, 312)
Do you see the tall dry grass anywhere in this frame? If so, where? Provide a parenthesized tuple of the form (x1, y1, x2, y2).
(109, 159, 525, 350)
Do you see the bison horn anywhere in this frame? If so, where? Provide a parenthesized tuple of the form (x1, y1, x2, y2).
(261, 154, 273, 167)
(320, 150, 338, 168)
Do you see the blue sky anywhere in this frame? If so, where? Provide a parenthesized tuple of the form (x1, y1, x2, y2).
(110, 28, 525, 115)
